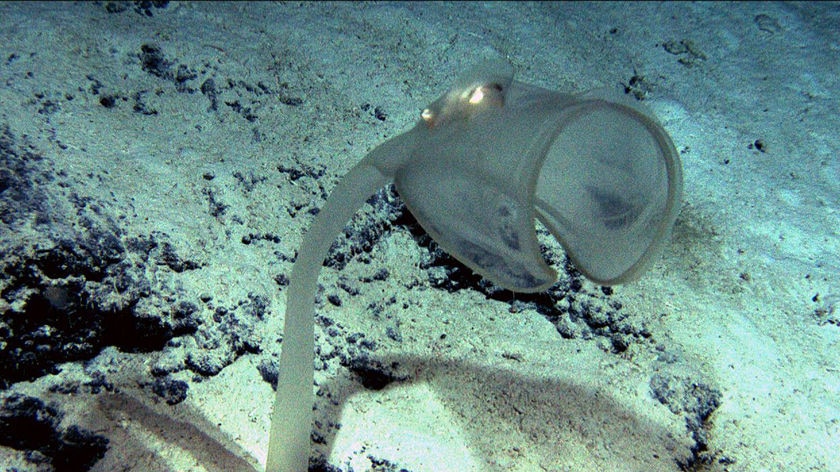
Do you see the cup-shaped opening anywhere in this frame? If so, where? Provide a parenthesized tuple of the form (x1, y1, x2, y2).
(534, 99, 682, 284)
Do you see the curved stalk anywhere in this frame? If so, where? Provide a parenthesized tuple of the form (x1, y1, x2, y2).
(265, 162, 389, 472)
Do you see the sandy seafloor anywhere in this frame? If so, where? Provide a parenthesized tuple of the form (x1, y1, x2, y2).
(0, 2, 838, 471)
